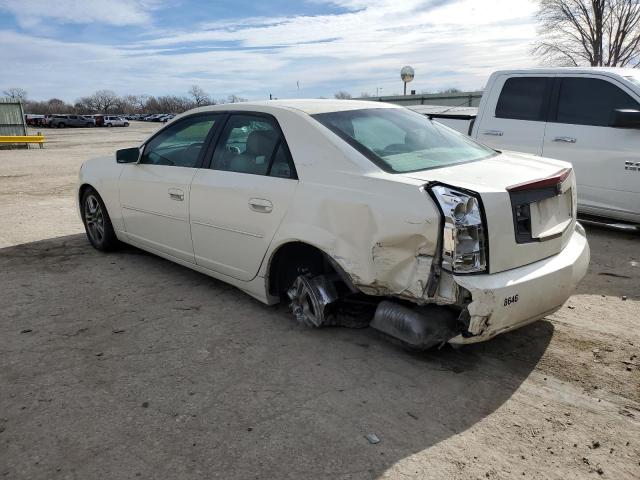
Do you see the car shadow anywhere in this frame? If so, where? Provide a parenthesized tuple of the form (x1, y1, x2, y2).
(576, 225, 639, 300)
(1, 234, 552, 479)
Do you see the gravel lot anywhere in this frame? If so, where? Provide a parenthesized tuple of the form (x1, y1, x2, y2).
(1, 123, 639, 479)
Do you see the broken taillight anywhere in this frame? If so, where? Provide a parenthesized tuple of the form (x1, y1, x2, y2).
(428, 184, 488, 274)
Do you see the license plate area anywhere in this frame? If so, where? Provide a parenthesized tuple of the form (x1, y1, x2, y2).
(508, 183, 573, 244)
(529, 188, 572, 240)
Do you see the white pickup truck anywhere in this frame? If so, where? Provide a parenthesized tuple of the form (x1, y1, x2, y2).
(410, 68, 640, 224)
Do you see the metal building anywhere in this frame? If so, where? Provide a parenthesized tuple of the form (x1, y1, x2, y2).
(0, 98, 27, 136)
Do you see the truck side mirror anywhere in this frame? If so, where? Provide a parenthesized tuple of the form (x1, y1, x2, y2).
(116, 147, 141, 163)
(610, 109, 640, 128)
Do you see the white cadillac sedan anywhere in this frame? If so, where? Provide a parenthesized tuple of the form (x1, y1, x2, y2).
(78, 100, 590, 349)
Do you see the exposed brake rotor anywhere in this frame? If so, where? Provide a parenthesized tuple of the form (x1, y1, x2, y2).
(288, 274, 339, 327)
(288, 274, 375, 328)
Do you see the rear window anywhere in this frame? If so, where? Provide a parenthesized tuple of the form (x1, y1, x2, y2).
(313, 108, 496, 173)
(495, 77, 551, 121)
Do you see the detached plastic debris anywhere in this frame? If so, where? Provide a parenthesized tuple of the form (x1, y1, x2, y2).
(365, 433, 380, 444)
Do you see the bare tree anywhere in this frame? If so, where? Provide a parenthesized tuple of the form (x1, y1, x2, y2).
(3, 87, 27, 101)
(124, 94, 149, 113)
(93, 90, 119, 112)
(534, 0, 640, 67)
(24, 98, 73, 114)
(77, 90, 120, 113)
(188, 85, 210, 106)
(334, 91, 352, 99)
(224, 94, 247, 104)
(438, 88, 462, 94)
(157, 95, 192, 113)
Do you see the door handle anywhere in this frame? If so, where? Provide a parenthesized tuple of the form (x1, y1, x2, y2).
(483, 130, 504, 136)
(168, 188, 184, 201)
(249, 198, 273, 213)
(553, 136, 577, 143)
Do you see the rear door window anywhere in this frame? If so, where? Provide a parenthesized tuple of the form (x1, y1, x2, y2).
(555, 77, 640, 127)
(211, 114, 296, 178)
(495, 77, 552, 121)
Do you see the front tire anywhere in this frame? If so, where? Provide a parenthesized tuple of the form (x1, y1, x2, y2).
(124, 122, 129, 127)
(58, 123, 65, 128)
(106, 123, 112, 127)
(81, 188, 119, 251)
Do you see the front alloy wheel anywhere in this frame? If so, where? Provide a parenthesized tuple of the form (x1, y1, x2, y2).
(81, 188, 119, 251)
(84, 194, 105, 245)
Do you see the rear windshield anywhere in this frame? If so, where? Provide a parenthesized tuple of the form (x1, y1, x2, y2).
(313, 108, 496, 173)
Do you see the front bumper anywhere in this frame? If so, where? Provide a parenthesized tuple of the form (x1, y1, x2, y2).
(449, 224, 590, 344)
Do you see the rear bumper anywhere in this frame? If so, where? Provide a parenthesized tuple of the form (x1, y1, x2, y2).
(449, 224, 589, 344)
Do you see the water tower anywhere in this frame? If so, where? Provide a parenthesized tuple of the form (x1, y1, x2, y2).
(400, 66, 415, 96)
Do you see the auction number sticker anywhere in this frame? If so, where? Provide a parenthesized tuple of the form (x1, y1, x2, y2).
(503, 294, 519, 306)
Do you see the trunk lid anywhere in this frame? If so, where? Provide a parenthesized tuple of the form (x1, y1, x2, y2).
(403, 151, 577, 273)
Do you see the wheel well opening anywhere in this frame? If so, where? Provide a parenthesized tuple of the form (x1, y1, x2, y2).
(268, 242, 336, 298)
(78, 183, 92, 205)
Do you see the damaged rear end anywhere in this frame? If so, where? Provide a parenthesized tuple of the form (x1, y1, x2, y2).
(298, 106, 589, 349)
(288, 155, 589, 349)
(384, 153, 590, 346)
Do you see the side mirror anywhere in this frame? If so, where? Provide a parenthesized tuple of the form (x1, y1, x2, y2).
(116, 147, 141, 163)
(610, 109, 640, 128)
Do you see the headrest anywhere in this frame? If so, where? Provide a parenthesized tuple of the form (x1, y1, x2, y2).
(246, 129, 278, 156)
(404, 128, 426, 148)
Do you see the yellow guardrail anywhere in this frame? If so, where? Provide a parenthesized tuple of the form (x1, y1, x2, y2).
(0, 135, 46, 148)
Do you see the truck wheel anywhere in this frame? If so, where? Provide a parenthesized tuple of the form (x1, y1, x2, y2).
(81, 187, 119, 251)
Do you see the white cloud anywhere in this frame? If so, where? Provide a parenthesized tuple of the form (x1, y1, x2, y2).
(0, 0, 541, 100)
(0, 0, 159, 27)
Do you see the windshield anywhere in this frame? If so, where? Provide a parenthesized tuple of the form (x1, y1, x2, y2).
(313, 108, 496, 173)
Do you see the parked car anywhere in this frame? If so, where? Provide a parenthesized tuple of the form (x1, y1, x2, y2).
(103, 116, 129, 127)
(49, 114, 95, 128)
(92, 115, 105, 127)
(77, 100, 589, 349)
(24, 114, 45, 126)
(410, 67, 640, 224)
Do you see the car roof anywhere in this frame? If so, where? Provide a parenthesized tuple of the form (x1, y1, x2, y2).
(193, 99, 400, 115)
(492, 67, 639, 78)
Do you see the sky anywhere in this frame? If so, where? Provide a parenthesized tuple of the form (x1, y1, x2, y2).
(0, 0, 540, 102)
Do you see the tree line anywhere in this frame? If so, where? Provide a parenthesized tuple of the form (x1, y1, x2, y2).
(1, 85, 247, 115)
(534, 0, 639, 67)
